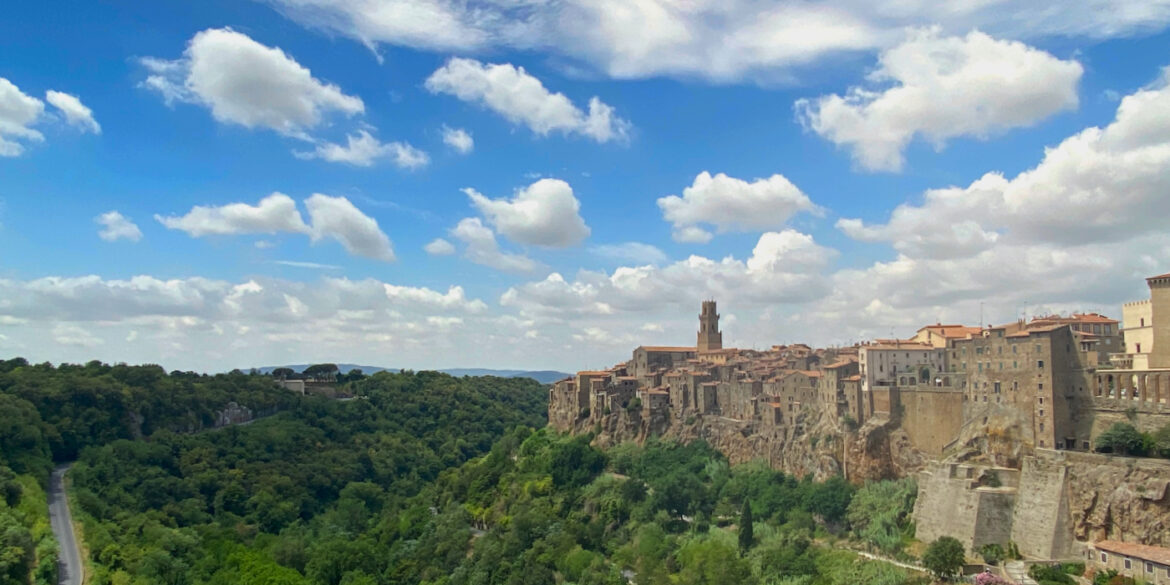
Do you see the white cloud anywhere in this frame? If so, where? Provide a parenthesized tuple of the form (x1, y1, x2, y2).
(502, 229, 834, 317)
(464, 178, 590, 247)
(304, 194, 396, 262)
(450, 217, 540, 273)
(836, 64, 1170, 258)
(95, 211, 143, 242)
(0, 274, 572, 371)
(268, 0, 1170, 82)
(796, 29, 1083, 172)
(425, 58, 630, 143)
(0, 77, 46, 156)
(295, 130, 429, 168)
(273, 260, 341, 269)
(424, 238, 456, 255)
(157, 192, 395, 262)
(441, 125, 474, 154)
(592, 242, 668, 265)
(141, 27, 363, 138)
(52, 323, 103, 348)
(156, 192, 311, 236)
(657, 171, 822, 242)
(45, 90, 100, 134)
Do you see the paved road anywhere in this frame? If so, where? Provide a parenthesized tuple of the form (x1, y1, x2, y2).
(48, 465, 83, 585)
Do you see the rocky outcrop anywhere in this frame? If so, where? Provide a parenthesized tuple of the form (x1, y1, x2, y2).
(1062, 452, 1170, 548)
(582, 407, 928, 483)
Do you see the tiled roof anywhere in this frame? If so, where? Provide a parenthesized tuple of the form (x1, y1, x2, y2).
(1094, 540, 1170, 566)
(639, 345, 697, 352)
(1147, 272, 1170, 280)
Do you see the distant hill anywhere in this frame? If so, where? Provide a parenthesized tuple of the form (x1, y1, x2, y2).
(249, 364, 570, 384)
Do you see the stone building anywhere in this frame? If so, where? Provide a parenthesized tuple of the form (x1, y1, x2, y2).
(913, 323, 982, 348)
(1103, 272, 1170, 411)
(1087, 541, 1170, 585)
(949, 322, 1098, 450)
(697, 300, 722, 352)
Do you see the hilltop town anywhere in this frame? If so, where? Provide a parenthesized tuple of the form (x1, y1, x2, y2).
(549, 272, 1170, 574)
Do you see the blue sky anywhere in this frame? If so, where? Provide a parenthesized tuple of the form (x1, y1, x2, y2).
(2, 0, 1170, 372)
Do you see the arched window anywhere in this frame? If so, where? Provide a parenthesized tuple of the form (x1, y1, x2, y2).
(899, 376, 906, 385)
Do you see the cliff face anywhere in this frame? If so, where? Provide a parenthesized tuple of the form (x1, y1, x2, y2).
(578, 408, 925, 483)
(1063, 453, 1170, 547)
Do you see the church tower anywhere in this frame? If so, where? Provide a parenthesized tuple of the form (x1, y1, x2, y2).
(697, 300, 722, 352)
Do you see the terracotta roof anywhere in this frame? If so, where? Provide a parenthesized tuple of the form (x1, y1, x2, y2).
(1147, 272, 1170, 280)
(801, 370, 823, 377)
(824, 357, 857, 369)
(844, 374, 862, 381)
(1094, 540, 1170, 566)
(866, 341, 934, 350)
(647, 389, 669, 395)
(919, 323, 968, 330)
(638, 345, 697, 352)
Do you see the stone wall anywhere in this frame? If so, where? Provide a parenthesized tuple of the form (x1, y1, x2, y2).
(900, 386, 963, 456)
(1011, 454, 1073, 559)
(914, 462, 1020, 553)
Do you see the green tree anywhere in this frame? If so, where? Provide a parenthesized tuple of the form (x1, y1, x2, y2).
(922, 536, 965, 582)
(738, 498, 753, 554)
(271, 368, 296, 380)
(1094, 423, 1148, 456)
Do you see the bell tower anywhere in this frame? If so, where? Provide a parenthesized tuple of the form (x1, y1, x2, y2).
(697, 300, 722, 352)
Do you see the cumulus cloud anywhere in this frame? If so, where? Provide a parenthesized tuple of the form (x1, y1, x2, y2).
(156, 193, 310, 236)
(796, 29, 1083, 172)
(304, 194, 396, 262)
(95, 211, 143, 242)
(52, 323, 103, 348)
(295, 129, 429, 168)
(267, 0, 1170, 81)
(592, 242, 668, 265)
(157, 192, 395, 261)
(502, 229, 834, 317)
(657, 171, 822, 243)
(464, 178, 590, 248)
(836, 64, 1170, 258)
(0, 77, 46, 156)
(140, 27, 363, 138)
(450, 217, 540, 273)
(425, 58, 630, 143)
(424, 238, 456, 255)
(45, 90, 101, 134)
(441, 125, 474, 154)
(0, 274, 512, 370)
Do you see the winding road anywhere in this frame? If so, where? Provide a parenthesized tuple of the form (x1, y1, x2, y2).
(48, 465, 83, 585)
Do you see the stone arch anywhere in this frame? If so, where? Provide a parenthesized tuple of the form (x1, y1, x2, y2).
(1107, 374, 1115, 397)
(900, 376, 907, 385)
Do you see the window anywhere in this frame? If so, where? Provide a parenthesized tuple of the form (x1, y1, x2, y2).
(1038, 360, 1045, 368)
(1039, 397, 1044, 404)
(1137, 343, 1142, 353)
(1141, 318, 1145, 327)
(1040, 422, 1044, 431)
(1039, 409, 1044, 417)
(1101, 553, 1108, 563)
(1000, 362, 1004, 370)
(994, 382, 1001, 393)
(977, 347, 984, 355)
(1125, 559, 1131, 570)
(1039, 383, 1044, 390)
(1145, 562, 1153, 573)
(1014, 381, 1019, 391)
(1014, 360, 1018, 368)
(998, 346, 1003, 354)
(1036, 344, 1042, 353)
(1013, 345, 1018, 353)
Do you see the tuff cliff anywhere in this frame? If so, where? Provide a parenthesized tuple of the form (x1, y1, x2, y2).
(581, 407, 924, 482)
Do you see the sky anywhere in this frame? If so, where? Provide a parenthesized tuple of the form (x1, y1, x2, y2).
(2, 1, 1170, 373)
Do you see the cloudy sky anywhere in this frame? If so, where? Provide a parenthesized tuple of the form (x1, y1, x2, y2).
(2, 1, 1170, 372)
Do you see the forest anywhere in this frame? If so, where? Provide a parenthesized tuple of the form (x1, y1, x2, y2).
(0, 357, 925, 585)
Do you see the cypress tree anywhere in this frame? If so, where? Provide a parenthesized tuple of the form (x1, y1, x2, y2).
(739, 498, 754, 554)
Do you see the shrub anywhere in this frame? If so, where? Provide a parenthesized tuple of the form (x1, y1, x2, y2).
(978, 543, 1005, 565)
(1029, 563, 1074, 585)
(922, 536, 965, 582)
